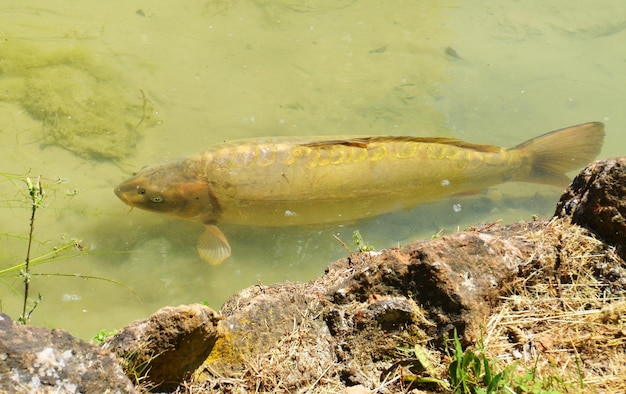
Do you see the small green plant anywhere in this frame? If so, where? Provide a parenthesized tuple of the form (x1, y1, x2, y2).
(510, 358, 565, 394)
(431, 228, 446, 239)
(333, 230, 375, 255)
(92, 328, 118, 344)
(386, 344, 450, 391)
(352, 230, 374, 252)
(445, 329, 510, 394)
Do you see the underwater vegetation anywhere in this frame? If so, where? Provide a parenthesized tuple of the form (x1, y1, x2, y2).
(0, 37, 159, 159)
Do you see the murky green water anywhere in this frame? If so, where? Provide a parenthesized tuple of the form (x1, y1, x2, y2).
(0, 1, 624, 339)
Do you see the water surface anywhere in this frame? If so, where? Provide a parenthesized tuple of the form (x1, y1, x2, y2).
(0, 0, 623, 339)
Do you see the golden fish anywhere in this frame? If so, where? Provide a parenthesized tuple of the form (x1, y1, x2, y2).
(115, 122, 604, 265)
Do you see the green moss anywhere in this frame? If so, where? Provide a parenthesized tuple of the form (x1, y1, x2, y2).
(0, 37, 159, 159)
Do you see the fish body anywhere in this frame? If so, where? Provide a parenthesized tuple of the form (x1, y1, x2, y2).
(115, 122, 604, 264)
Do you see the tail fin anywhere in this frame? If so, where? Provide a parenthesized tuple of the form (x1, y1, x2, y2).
(510, 122, 605, 187)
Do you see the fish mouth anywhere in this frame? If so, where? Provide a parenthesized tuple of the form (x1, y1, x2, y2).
(114, 181, 137, 205)
(113, 185, 124, 199)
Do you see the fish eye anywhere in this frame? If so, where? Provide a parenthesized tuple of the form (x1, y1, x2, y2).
(137, 187, 146, 195)
(151, 196, 163, 203)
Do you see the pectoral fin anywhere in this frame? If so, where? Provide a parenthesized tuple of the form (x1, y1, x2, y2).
(197, 224, 231, 265)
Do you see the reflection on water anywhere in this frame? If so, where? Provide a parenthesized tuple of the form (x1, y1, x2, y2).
(0, 1, 623, 339)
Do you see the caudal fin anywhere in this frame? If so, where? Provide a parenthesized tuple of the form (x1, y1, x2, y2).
(511, 122, 605, 187)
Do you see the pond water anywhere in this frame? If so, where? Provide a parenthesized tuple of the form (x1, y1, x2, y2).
(0, 1, 624, 339)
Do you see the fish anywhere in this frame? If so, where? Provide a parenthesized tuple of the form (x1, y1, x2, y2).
(114, 121, 604, 265)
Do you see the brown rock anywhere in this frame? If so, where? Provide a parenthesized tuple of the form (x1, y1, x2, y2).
(555, 156, 626, 259)
(324, 292, 431, 387)
(195, 283, 336, 390)
(327, 231, 530, 342)
(103, 304, 219, 391)
(0, 313, 135, 393)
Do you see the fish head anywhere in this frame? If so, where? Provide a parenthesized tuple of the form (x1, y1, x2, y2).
(114, 161, 219, 223)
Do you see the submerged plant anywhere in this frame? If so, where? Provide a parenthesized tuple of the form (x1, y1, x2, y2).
(0, 172, 138, 325)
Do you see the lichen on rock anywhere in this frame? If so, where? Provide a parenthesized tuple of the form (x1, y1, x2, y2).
(0, 313, 136, 393)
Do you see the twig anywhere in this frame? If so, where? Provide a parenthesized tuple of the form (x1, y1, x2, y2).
(332, 233, 352, 254)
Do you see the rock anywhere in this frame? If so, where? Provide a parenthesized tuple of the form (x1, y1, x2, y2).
(555, 156, 626, 259)
(327, 229, 532, 342)
(195, 283, 336, 390)
(0, 313, 135, 394)
(102, 304, 219, 392)
(344, 384, 372, 394)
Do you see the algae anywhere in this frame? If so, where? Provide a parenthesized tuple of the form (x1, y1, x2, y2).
(0, 37, 158, 159)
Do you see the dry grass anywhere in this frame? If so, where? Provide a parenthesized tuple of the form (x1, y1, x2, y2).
(236, 306, 338, 393)
(480, 218, 626, 393)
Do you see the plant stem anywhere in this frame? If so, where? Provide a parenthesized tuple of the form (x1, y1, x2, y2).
(20, 176, 43, 324)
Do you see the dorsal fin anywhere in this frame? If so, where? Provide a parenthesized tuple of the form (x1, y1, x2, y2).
(300, 136, 501, 153)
